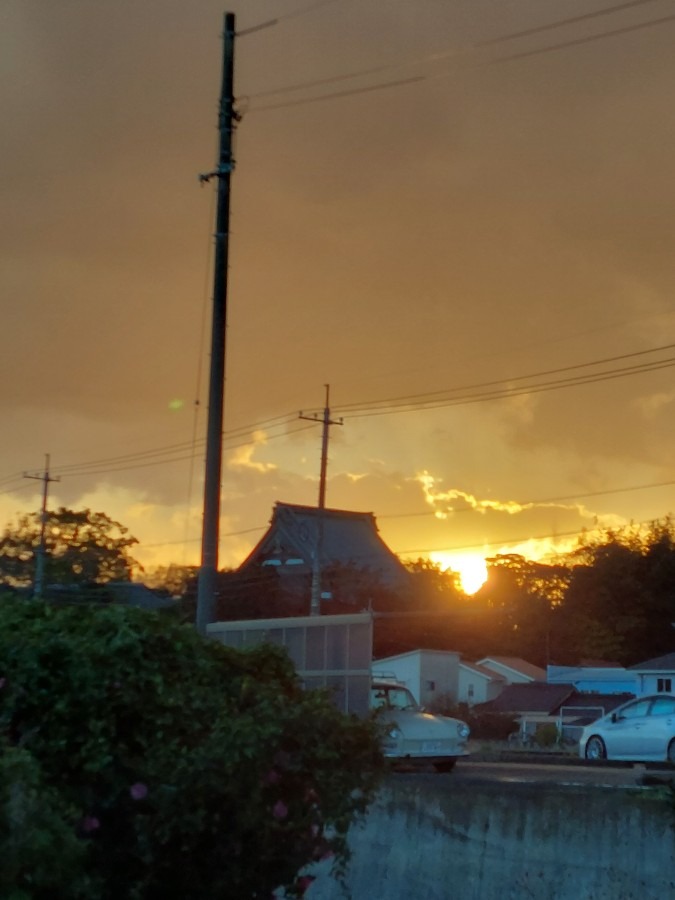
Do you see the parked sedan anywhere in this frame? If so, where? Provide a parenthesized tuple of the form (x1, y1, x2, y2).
(371, 680, 470, 772)
(579, 693, 675, 763)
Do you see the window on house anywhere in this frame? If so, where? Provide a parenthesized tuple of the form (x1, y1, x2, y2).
(468, 684, 474, 699)
(657, 678, 672, 693)
(425, 680, 436, 691)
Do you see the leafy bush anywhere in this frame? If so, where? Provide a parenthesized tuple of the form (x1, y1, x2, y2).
(0, 599, 383, 898)
(533, 723, 560, 748)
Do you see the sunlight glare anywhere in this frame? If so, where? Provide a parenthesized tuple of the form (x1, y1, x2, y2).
(430, 551, 488, 595)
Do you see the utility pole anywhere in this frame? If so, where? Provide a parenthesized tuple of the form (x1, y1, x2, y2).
(24, 454, 60, 599)
(299, 385, 343, 614)
(196, 12, 237, 635)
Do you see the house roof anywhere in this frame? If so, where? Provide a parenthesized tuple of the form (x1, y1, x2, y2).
(105, 582, 177, 610)
(555, 692, 634, 713)
(459, 660, 506, 682)
(628, 652, 675, 672)
(374, 649, 460, 665)
(476, 656, 547, 681)
(238, 502, 410, 585)
(475, 682, 576, 715)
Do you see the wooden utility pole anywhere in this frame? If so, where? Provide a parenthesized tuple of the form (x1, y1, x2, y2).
(24, 454, 60, 599)
(196, 12, 237, 634)
(300, 385, 343, 614)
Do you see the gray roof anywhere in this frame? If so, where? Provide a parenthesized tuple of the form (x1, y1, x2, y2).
(105, 582, 177, 610)
(238, 502, 410, 586)
(476, 656, 547, 681)
(628, 652, 675, 672)
(475, 682, 576, 715)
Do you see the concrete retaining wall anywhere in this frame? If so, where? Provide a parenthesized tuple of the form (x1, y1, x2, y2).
(307, 776, 675, 900)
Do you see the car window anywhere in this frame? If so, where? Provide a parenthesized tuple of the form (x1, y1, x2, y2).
(370, 686, 418, 711)
(650, 697, 675, 716)
(618, 699, 651, 719)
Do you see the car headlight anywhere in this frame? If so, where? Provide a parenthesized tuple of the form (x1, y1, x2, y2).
(457, 723, 470, 739)
(387, 727, 403, 740)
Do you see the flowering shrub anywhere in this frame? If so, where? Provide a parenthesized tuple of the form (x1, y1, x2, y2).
(0, 598, 383, 898)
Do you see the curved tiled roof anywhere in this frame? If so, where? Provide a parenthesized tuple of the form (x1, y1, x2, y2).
(238, 502, 410, 586)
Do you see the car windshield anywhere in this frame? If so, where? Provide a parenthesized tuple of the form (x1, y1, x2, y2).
(617, 699, 651, 719)
(371, 686, 419, 711)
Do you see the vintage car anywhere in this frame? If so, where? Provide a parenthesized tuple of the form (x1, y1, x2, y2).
(579, 693, 675, 763)
(370, 679, 470, 772)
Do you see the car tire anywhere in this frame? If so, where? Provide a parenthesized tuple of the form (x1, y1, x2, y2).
(667, 740, 675, 765)
(433, 760, 456, 774)
(585, 735, 607, 761)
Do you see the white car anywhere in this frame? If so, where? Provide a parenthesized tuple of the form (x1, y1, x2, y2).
(579, 693, 675, 763)
(370, 680, 470, 773)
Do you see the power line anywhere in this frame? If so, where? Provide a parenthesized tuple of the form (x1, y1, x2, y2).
(334, 343, 675, 413)
(248, 0, 665, 101)
(487, 11, 675, 68)
(249, 6, 675, 113)
(3, 341, 675, 488)
(238, 0, 343, 37)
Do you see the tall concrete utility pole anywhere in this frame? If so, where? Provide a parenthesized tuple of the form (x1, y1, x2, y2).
(196, 12, 237, 634)
(24, 453, 60, 599)
(300, 385, 343, 614)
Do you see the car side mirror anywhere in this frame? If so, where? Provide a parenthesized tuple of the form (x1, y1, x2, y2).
(611, 713, 618, 723)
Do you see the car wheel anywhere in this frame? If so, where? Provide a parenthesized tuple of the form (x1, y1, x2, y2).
(667, 740, 675, 764)
(585, 735, 607, 761)
(433, 760, 456, 774)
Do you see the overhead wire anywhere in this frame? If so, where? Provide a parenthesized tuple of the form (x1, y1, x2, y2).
(333, 343, 675, 414)
(247, 0, 666, 101)
(247, 2, 675, 113)
(238, 0, 344, 37)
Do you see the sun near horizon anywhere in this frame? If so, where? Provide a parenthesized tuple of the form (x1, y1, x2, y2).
(429, 551, 489, 596)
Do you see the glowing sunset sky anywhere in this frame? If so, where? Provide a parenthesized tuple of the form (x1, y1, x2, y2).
(4, 0, 675, 592)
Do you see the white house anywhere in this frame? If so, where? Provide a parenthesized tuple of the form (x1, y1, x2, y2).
(458, 660, 506, 706)
(629, 652, 675, 695)
(372, 649, 460, 708)
(476, 656, 547, 684)
(546, 664, 637, 694)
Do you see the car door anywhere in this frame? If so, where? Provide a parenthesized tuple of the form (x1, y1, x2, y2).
(603, 698, 652, 759)
(641, 696, 675, 760)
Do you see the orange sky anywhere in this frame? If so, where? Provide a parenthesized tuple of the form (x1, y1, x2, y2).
(3, 0, 675, 593)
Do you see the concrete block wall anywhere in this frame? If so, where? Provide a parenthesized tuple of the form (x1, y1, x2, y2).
(306, 776, 675, 900)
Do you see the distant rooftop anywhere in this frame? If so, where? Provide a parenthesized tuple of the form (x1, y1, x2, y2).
(477, 656, 547, 681)
(629, 652, 675, 672)
(238, 502, 410, 586)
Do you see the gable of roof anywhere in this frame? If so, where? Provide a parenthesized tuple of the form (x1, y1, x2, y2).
(476, 656, 547, 681)
(374, 649, 459, 666)
(459, 660, 506, 682)
(475, 682, 576, 715)
(628, 652, 675, 672)
(238, 502, 410, 586)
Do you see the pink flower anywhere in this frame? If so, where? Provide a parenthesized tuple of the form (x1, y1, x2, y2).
(272, 799, 288, 820)
(129, 782, 148, 800)
(263, 769, 281, 785)
(82, 815, 100, 833)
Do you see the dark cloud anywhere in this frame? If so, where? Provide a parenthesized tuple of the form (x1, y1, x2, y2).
(3, 0, 675, 572)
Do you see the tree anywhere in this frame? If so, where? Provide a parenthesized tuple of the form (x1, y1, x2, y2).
(0, 600, 383, 899)
(561, 518, 675, 664)
(474, 554, 571, 666)
(0, 507, 141, 589)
